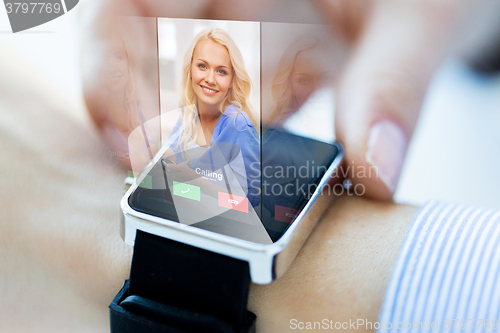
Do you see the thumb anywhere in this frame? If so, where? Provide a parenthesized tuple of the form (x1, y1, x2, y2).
(335, 1, 458, 200)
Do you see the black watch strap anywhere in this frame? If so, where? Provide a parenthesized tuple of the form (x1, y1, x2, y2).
(110, 230, 256, 333)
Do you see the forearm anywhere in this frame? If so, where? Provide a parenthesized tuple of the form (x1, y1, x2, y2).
(249, 195, 418, 332)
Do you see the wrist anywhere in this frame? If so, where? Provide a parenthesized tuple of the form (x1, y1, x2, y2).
(248, 194, 418, 332)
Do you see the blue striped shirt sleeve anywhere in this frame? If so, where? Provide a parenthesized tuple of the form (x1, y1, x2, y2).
(378, 202, 500, 332)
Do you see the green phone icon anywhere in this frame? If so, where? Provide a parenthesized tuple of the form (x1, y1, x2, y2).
(173, 181, 200, 201)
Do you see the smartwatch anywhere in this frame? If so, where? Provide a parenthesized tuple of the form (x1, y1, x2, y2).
(110, 124, 343, 332)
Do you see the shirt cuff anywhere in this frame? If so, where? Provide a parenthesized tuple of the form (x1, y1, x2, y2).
(378, 202, 500, 332)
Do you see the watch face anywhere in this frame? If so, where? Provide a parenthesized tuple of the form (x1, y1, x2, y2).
(126, 18, 341, 244)
(129, 128, 339, 244)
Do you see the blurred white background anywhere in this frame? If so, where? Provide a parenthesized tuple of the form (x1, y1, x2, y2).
(0, 4, 82, 108)
(1, 6, 499, 210)
(396, 60, 500, 210)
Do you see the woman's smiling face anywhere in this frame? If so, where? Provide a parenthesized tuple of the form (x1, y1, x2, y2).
(190, 39, 233, 113)
(290, 49, 322, 108)
(104, 39, 129, 93)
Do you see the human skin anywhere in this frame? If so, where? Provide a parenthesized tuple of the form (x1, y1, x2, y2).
(103, 38, 129, 94)
(0, 48, 417, 330)
(191, 39, 233, 117)
(8, 0, 500, 330)
(290, 49, 323, 108)
(249, 195, 417, 332)
(100, 38, 131, 134)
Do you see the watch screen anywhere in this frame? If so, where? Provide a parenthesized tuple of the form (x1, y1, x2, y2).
(126, 18, 341, 244)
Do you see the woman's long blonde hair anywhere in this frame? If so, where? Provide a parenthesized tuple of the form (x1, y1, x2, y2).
(267, 36, 320, 123)
(177, 28, 256, 155)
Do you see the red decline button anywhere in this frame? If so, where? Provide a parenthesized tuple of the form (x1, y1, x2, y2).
(275, 205, 299, 223)
(218, 192, 249, 213)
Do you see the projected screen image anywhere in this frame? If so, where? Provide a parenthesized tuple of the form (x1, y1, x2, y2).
(128, 18, 340, 244)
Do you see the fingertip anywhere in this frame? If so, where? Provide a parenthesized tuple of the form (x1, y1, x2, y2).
(338, 154, 397, 201)
(337, 118, 408, 201)
(365, 120, 407, 193)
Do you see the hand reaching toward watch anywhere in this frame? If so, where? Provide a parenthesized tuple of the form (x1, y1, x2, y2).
(82, 0, 500, 201)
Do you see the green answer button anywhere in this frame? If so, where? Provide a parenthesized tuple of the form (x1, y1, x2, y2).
(173, 181, 201, 201)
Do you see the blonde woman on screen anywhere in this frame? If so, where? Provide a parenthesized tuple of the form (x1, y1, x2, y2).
(178, 28, 257, 150)
(165, 28, 260, 207)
